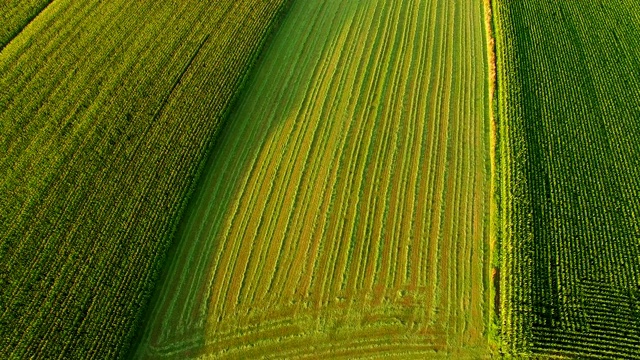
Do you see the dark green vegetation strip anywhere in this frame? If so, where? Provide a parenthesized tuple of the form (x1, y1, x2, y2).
(0, 0, 53, 50)
(0, 0, 288, 358)
(494, 0, 640, 357)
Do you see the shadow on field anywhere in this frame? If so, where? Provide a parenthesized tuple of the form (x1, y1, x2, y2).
(129, 0, 363, 358)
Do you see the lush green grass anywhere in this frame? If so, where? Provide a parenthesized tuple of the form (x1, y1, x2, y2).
(132, 0, 496, 358)
(0, 1, 288, 358)
(494, 0, 640, 357)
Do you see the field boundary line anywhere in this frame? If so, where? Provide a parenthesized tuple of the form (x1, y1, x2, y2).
(0, 0, 55, 52)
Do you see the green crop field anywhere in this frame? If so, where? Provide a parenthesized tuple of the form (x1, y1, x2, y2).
(493, 0, 640, 357)
(0, 0, 288, 357)
(4, 0, 640, 358)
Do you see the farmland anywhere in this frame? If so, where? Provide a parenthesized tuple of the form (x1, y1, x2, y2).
(494, 0, 640, 357)
(0, 0, 288, 358)
(132, 0, 495, 358)
(0, 0, 52, 49)
(8, 0, 640, 358)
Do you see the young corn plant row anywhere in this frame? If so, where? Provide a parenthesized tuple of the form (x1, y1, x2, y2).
(493, 0, 640, 357)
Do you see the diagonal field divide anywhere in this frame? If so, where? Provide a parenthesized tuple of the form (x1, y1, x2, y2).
(0, 0, 54, 50)
(133, 0, 496, 358)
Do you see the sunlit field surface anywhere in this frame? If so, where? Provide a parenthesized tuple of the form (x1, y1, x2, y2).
(133, 0, 495, 358)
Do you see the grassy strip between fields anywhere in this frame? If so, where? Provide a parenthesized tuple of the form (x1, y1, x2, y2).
(0, 0, 288, 358)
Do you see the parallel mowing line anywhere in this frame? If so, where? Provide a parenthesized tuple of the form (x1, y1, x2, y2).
(277, 0, 364, 303)
(340, 0, 392, 301)
(356, 0, 396, 300)
(392, 0, 419, 289)
(312, 0, 389, 309)
(409, 0, 436, 293)
(392, 0, 422, 291)
(240, 6, 334, 302)
(344, 0, 394, 302)
(334, 0, 386, 299)
(341, 0, 400, 302)
(428, 0, 452, 326)
(206, 61, 288, 322)
(251, 0, 344, 306)
(257, 1, 353, 309)
(449, 4, 469, 343)
(290, 5, 364, 300)
(447, 0, 463, 344)
(379, 0, 411, 296)
(422, 0, 448, 323)
(442, 0, 462, 343)
(378, 0, 412, 294)
(236, 0, 336, 310)
(418, 0, 442, 303)
(136, 0, 492, 357)
(463, 0, 482, 342)
(402, 0, 426, 286)
(400, 0, 429, 306)
(208, 0, 336, 324)
(296, 0, 376, 304)
(248, 3, 340, 306)
(254, 0, 344, 306)
(460, 0, 474, 342)
(456, 0, 475, 344)
(269, 0, 360, 303)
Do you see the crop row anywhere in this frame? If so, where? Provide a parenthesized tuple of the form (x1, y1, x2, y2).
(493, 0, 640, 357)
(0, 0, 288, 358)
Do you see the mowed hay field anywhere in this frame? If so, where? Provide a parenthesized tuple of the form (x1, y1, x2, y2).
(0, 0, 288, 358)
(133, 0, 495, 358)
(494, 0, 640, 357)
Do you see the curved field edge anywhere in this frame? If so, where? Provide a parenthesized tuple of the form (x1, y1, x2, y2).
(134, 0, 496, 358)
(0, 1, 289, 358)
(124, 2, 296, 356)
(0, 0, 53, 50)
(493, 0, 640, 357)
